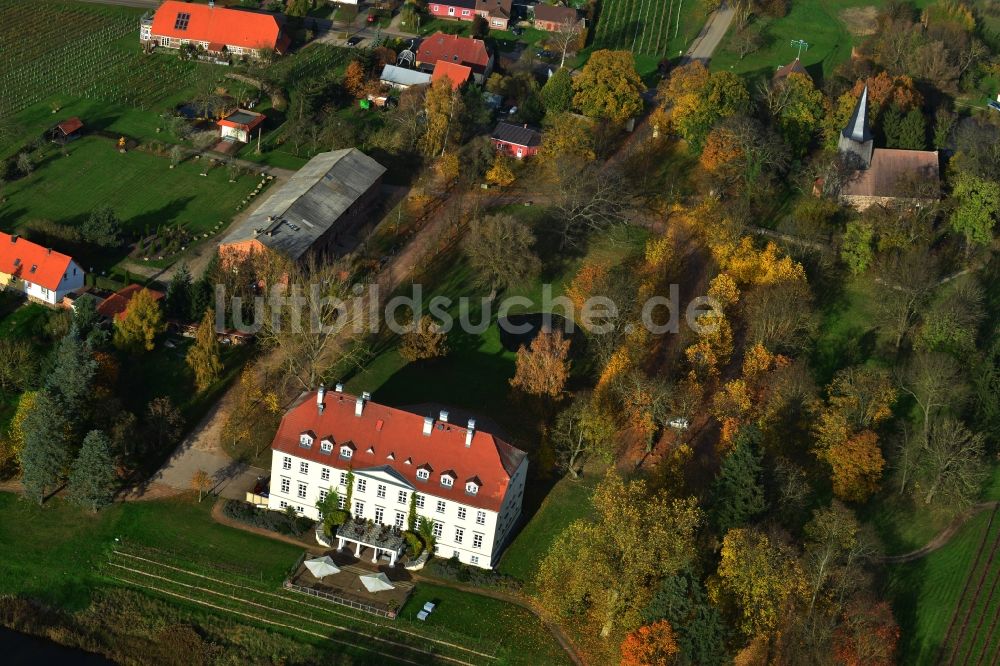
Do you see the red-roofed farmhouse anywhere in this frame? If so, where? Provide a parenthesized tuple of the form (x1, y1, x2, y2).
(141, 1, 290, 58)
(427, 0, 513, 30)
(416, 32, 493, 83)
(268, 387, 528, 569)
(0, 233, 84, 305)
(431, 60, 473, 90)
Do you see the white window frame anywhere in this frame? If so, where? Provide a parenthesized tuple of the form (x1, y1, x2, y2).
(377, 484, 386, 499)
(340, 446, 353, 459)
(340, 471, 348, 486)
(319, 488, 329, 503)
(455, 527, 464, 544)
(436, 500, 446, 514)
(415, 494, 425, 509)
(299, 461, 309, 475)
(280, 477, 290, 494)
(476, 510, 486, 525)
(473, 533, 483, 549)
(457, 506, 467, 520)
(357, 478, 367, 493)
(395, 511, 405, 528)
(441, 475, 454, 488)
(448, 6, 455, 15)
(397, 490, 408, 504)
(471, 555, 479, 565)
(466, 482, 479, 495)
(374, 506, 385, 524)
(461, 8, 470, 16)
(320, 440, 333, 453)
(297, 482, 307, 499)
(416, 468, 430, 481)
(432, 521, 443, 538)
(282, 456, 292, 470)
(354, 501, 364, 517)
(321, 467, 330, 481)
(299, 433, 313, 448)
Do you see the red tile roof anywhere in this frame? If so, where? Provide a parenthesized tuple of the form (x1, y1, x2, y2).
(841, 148, 940, 199)
(0, 232, 74, 291)
(151, 1, 288, 53)
(416, 32, 490, 70)
(56, 117, 84, 135)
(271, 391, 527, 512)
(432, 60, 472, 89)
(533, 3, 578, 24)
(96, 284, 165, 321)
(774, 58, 809, 82)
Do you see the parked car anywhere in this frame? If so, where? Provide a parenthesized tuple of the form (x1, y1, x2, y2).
(346, 36, 363, 47)
(668, 417, 691, 431)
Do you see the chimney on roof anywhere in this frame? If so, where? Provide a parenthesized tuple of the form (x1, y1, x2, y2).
(47, 248, 52, 255)
(439, 410, 449, 423)
(10, 235, 17, 243)
(422, 416, 434, 436)
(317, 383, 326, 414)
(465, 418, 476, 447)
(334, 382, 344, 393)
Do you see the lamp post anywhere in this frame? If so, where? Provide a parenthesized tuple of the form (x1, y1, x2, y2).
(790, 39, 809, 59)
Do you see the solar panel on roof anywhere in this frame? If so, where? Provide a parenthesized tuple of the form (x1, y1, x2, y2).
(174, 12, 190, 30)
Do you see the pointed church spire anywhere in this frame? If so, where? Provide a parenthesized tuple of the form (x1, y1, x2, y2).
(842, 85, 873, 143)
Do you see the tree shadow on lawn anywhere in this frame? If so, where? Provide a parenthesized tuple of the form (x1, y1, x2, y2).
(883, 557, 934, 664)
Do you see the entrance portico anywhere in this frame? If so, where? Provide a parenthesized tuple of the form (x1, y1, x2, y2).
(336, 519, 406, 566)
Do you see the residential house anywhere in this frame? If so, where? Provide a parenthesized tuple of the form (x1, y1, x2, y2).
(426, 0, 513, 30)
(218, 109, 266, 143)
(838, 86, 940, 211)
(416, 32, 493, 84)
(267, 386, 528, 569)
(379, 64, 432, 90)
(0, 233, 84, 306)
(141, 1, 291, 58)
(95, 284, 165, 321)
(219, 148, 386, 263)
(431, 60, 473, 90)
(491, 121, 542, 159)
(532, 3, 583, 32)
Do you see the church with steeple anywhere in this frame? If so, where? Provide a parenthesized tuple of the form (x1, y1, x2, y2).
(837, 85, 940, 211)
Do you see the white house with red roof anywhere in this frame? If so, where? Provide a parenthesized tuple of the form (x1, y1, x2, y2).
(0, 233, 84, 305)
(141, 1, 291, 58)
(267, 386, 528, 569)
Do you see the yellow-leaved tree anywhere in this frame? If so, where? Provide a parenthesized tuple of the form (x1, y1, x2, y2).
(186, 308, 223, 393)
(113, 288, 165, 354)
(536, 472, 702, 648)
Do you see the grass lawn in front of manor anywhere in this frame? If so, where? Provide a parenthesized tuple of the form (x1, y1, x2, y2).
(0, 135, 258, 271)
(497, 470, 601, 587)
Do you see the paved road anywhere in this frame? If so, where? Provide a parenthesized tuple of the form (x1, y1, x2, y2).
(683, 3, 735, 64)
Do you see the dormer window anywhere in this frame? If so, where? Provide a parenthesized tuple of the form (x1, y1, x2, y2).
(466, 478, 481, 495)
(416, 466, 431, 481)
(440, 472, 456, 488)
(340, 444, 354, 459)
(299, 432, 314, 448)
(320, 439, 333, 454)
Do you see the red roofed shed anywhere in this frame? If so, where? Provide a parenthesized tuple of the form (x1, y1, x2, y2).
(432, 60, 472, 90)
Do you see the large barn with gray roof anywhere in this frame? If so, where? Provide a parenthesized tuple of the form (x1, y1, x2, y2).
(220, 148, 386, 262)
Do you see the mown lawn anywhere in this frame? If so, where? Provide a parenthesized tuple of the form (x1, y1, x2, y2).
(0, 135, 257, 268)
(402, 583, 572, 664)
(0, 493, 301, 610)
(711, 0, 934, 81)
(498, 471, 600, 587)
(885, 508, 1000, 665)
(0, 492, 569, 664)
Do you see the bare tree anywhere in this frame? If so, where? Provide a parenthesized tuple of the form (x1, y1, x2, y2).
(916, 417, 987, 507)
(898, 352, 967, 447)
(871, 247, 939, 350)
(547, 18, 584, 68)
(257, 257, 372, 392)
(462, 214, 541, 294)
(550, 165, 631, 249)
(744, 279, 818, 353)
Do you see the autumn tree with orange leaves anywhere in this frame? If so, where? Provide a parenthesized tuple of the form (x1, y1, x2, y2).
(620, 620, 680, 666)
(832, 598, 899, 666)
(510, 328, 571, 397)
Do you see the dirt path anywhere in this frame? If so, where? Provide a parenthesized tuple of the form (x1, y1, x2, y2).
(879, 501, 1000, 564)
(683, 3, 735, 64)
